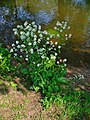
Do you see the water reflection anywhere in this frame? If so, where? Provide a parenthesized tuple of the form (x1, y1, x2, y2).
(72, 0, 86, 5)
(0, 0, 90, 65)
(58, 0, 90, 46)
(0, 0, 58, 43)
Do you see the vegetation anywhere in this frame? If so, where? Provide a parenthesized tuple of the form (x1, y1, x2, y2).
(0, 21, 90, 120)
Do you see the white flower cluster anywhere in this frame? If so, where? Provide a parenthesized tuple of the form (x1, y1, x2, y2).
(11, 21, 71, 66)
(54, 21, 72, 41)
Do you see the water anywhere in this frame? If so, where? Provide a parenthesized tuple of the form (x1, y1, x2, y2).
(0, 0, 90, 66)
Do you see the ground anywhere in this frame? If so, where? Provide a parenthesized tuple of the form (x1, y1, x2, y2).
(0, 64, 90, 120)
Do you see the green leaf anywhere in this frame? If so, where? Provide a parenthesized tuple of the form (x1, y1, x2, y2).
(10, 82, 17, 88)
(47, 29, 59, 35)
(33, 86, 40, 92)
(57, 77, 68, 84)
(20, 68, 28, 74)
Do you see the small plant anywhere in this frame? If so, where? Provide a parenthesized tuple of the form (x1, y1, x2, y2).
(0, 44, 11, 75)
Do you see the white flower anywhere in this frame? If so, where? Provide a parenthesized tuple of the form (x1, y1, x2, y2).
(41, 55, 45, 59)
(57, 34, 59, 37)
(54, 48, 56, 50)
(20, 25, 23, 29)
(14, 31, 18, 35)
(56, 21, 62, 26)
(48, 48, 52, 51)
(17, 45, 21, 48)
(20, 55, 22, 58)
(54, 27, 57, 30)
(34, 35, 37, 38)
(39, 34, 43, 38)
(33, 41, 36, 45)
(43, 30, 48, 35)
(38, 25, 41, 30)
(57, 61, 59, 64)
(38, 39, 41, 43)
(52, 45, 54, 47)
(51, 55, 56, 60)
(55, 42, 58, 45)
(60, 29, 63, 32)
(64, 64, 67, 67)
(21, 44, 25, 48)
(69, 34, 72, 38)
(14, 53, 17, 56)
(20, 31, 24, 35)
(28, 42, 32, 46)
(25, 58, 28, 61)
(50, 41, 53, 45)
(58, 46, 61, 49)
(65, 34, 68, 37)
(46, 41, 49, 44)
(47, 37, 50, 40)
(31, 32, 34, 37)
(15, 49, 17, 51)
(56, 21, 60, 26)
(68, 26, 70, 30)
(13, 47, 15, 49)
(37, 63, 41, 67)
(24, 21, 28, 26)
(32, 28, 36, 32)
(10, 49, 13, 53)
(20, 49, 23, 52)
(26, 37, 30, 41)
(63, 59, 67, 62)
(33, 25, 37, 29)
(12, 44, 15, 47)
(32, 21, 35, 25)
(30, 49, 33, 54)
(17, 25, 20, 28)
(26, 55, 28, 57)
(26, 32, 30, 37)
(38, 30, 41, 33)
(63, 26, 66, 30)
(60, 59, 62, 62)
(50, 35, 53, 38)
(16, 41, 19, 44)
(20, 35, 26, 40)
(34, 37, 37, 41)
(33, 62, 35, 64)
(25, 25, 30, 30)
(13, 28, 17, 32)
(66, 37, 68, 40)
(55, 53, 57, 56)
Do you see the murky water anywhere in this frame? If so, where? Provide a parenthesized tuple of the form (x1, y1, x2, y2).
(0, 0, 90, 66)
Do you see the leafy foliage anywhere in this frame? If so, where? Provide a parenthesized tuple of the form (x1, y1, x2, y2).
(0, 44, 11, 75)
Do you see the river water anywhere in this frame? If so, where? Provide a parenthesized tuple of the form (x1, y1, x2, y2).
(0, 0, 90, 66)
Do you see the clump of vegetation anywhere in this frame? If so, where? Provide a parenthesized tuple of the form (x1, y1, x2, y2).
(0, 21, 90, 120)
(10, 21, 71, 106)
(0, 43, 11, 75)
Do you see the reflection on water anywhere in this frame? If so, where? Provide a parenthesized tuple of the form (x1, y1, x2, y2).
(58, 0, 89, 43)
(0, 0, 90, 65)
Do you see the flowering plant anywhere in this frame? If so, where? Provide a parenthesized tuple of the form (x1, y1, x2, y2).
(10, 21, 72, 107)
(10, 21, 71, 65)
